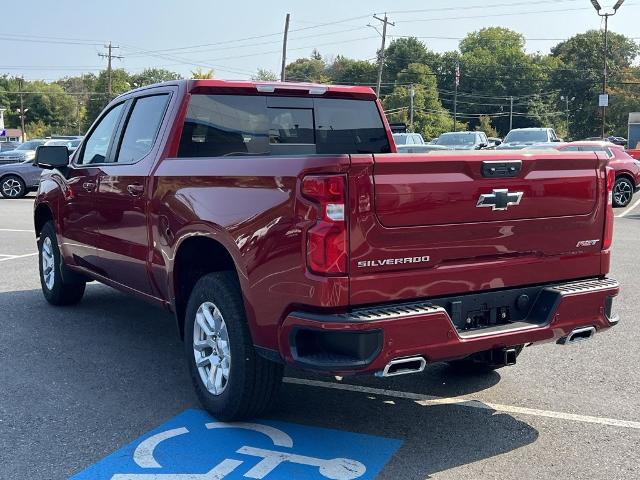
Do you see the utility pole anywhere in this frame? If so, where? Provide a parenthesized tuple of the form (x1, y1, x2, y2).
(409, 84, 415, 130)
(373, 13, 394, 97)
(453, 61, 460, 131)
(18, 76, 26, 141)
(98, 42, 123, 97)
(280, 13, 291, 82)
(590, 0, 625, 139)
(509, 96, 514, 131)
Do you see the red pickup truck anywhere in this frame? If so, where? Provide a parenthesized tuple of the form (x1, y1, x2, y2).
(33, 80, 619, 420)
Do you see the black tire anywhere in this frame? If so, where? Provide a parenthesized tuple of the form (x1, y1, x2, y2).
(184, 271, 283, 421)
(1, 175, 26, 199)
(38, 221, 86, 305)
(613, 177, 634, 208)
(447, 345, 524, 374)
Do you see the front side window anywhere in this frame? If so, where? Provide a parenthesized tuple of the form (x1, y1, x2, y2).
(177, 95, 390, 157)
(78, 103, 125, 165)
(116, 95, 170, 164)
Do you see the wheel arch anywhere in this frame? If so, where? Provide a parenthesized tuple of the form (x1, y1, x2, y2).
(616, 172, 636, 188)
(34, 202, 54, 237)
(171, 234, 247, 340)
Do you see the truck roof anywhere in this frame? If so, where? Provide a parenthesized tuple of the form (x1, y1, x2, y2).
(118, 79, 377, 100)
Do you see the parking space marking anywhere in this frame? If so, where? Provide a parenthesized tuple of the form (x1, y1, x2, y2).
(0, 252, 37, 262)
(0, 228, 34, 233)
(616, 196, 640, 217)
(284, 377, 640, 430)
(71, 409, 401, 480)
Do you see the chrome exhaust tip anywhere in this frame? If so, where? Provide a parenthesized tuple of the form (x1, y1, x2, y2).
(375, 356, 427, 378)
(558, 326, 596, 345)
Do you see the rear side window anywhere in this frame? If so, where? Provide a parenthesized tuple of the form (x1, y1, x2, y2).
(116, 94, 170, 164)
(178, 95, 390, 157)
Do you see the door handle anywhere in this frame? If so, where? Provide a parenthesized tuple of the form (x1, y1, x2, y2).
(127, 183, 145, 196)
(82, 181, 96, 192)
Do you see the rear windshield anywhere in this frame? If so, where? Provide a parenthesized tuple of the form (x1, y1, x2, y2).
(178, 94, 391, 157)
(435, 133, 476, 146)
(504, 130, 548, 143)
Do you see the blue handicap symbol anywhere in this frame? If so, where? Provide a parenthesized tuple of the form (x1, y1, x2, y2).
(71, 409, 402, 479)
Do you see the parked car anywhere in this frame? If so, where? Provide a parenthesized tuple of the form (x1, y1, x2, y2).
(396, 144, 450, 153)
(555, 141, 640, 207)
(0, 141, 20, 152)
(497, 128, 562, 150)
(392, 132, 425, 146)
(33, 79, 619, 420)
(607, 136, 627, 147)
(0, 157, 42, 198)
(521, 143, 568, 151)
(433, 131, 490, 150)
(0, 139, 46, 164)
(487, 137, 502, 148)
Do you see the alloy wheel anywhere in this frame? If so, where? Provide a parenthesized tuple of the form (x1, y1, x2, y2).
(2, 178, 23, 198)
(614, 180, 633, 207)
(193, 301, 231, 396)
(41, 237, 56, 290)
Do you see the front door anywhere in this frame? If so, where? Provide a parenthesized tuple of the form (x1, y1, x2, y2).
(93, 93, 171, 296)
(59, 102, 126, 273)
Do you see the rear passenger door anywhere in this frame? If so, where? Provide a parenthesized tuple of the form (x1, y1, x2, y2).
(92, 92, 172, 296)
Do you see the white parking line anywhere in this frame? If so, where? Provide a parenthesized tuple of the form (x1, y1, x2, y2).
(0, 252, 38, 262)
(0, 229, 34, 233)
(284, 377, 640, 430)
(616, 196, 640, 218)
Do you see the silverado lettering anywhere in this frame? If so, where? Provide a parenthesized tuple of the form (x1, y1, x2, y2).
(33, 79, 620, 421)
(357, 256, 431, 268)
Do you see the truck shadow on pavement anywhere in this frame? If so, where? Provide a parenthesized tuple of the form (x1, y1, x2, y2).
(0, 285, 539, 480)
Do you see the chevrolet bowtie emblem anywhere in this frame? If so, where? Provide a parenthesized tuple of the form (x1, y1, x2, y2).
(477, 189, 523, 211)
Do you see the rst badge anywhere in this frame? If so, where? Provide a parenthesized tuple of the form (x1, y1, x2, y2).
(576, 239, 599, 247)
(357, 256, 430, 268)
(477, 189, 523, 211)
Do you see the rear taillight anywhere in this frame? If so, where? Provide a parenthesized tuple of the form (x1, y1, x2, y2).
(603, 166, 614, 250)
(302, 175, 347, 275)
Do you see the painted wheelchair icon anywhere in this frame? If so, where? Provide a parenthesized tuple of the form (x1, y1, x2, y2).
(111, 421, 367, 480)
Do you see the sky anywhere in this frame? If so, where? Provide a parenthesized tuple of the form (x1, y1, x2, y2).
(3, 0, 639, 82)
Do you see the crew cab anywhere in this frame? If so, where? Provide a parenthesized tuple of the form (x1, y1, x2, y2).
(33, 80, 619, 420)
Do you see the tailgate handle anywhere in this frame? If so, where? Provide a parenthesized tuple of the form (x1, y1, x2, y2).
(482, 161, 522, 178)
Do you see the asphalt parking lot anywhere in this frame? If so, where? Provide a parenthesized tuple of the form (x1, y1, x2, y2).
(1, 193, 639, 479)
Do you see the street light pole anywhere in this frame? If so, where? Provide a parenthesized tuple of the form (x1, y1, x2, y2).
(591, 0, 625, 139)
(561, 95, 575, 139)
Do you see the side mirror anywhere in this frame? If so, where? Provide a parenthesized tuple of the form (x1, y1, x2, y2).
(552, 138, 562, 142)
(478, 142, 488, 149)
(36, 145, 70, 169)
(494, 139, 502, 146)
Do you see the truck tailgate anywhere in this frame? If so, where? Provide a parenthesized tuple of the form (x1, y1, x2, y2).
(348, 152, 610, 305)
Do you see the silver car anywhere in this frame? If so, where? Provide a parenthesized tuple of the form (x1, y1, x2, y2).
(0, 140, 46, 165)
(0, 158, 43, 198)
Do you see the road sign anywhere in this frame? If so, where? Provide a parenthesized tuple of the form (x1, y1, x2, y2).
(599, 94, 609, 107)
(70, 409, 402, 480)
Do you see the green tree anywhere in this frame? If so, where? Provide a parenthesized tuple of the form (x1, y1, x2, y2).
(326, 57, 377, 85)
(476, 116, 498, 138)
(383, 63, 465, 140)
(550, 30, 640, 139)
(85, 69, 131, 129)
(285, 57, 327, 82)
(191, 68, 215, 79)
(130, 68, 181, 88)
(382, 37, 435, 84)
(252, 69, 279, 81)
(442, 27, 561, 135)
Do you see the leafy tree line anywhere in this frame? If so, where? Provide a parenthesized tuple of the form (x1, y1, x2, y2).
(275, 27, 640, 140)
(1, 27, 638, 141)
